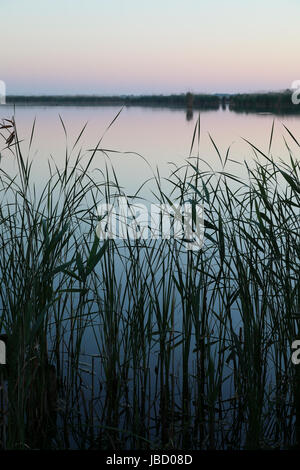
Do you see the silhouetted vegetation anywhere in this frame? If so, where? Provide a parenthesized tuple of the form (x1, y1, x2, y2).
(0, 116, 300, 449)
(6, 91, 300, 114)
(6, 93, 220, 109)
(229, 90, 300, 114)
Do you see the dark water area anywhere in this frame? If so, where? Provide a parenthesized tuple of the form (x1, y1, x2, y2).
(0, 105, 299, 449)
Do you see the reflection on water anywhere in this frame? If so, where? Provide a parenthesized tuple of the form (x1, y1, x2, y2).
(186, 108, 193, 121)
(1, 105, 300, 197)
(0, 105, 300, 448)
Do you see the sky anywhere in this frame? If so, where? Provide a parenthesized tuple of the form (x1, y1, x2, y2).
(1, 0, 299, 95)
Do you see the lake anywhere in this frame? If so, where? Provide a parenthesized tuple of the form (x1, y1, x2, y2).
(0, 104, 300, 449)
(1, 105, 300, 197)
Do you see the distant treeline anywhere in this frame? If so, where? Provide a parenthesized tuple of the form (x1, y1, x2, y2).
(5, 91, 300, 113)
(229, 90, 300, 113)
(6, 93, 219, 109)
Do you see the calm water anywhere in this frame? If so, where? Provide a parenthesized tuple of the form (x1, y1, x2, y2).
(1, 105, 300, 197)
(1, 105, 299, 447)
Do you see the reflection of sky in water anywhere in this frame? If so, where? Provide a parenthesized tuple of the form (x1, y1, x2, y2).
(1, 105, 300, 200)
(1, 105, 296, 445)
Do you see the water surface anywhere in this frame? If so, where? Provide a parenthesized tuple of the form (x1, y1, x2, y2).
(1, 105, 300, 197)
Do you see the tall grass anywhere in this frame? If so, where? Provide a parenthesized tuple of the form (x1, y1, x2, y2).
(0, 114, 299, 449)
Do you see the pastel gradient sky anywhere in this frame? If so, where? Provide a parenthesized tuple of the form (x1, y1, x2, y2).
(1, 0, 299, 95)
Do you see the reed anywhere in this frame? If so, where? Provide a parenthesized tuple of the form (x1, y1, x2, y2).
(0, 115, 299, 449)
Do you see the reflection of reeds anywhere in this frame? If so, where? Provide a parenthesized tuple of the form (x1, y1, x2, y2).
(0, 115, 299, 449)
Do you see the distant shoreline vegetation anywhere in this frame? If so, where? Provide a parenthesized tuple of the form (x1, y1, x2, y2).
(228, 90, 300, 114)
(5, 90, 300, 113)
(5, 93, 219, 109)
